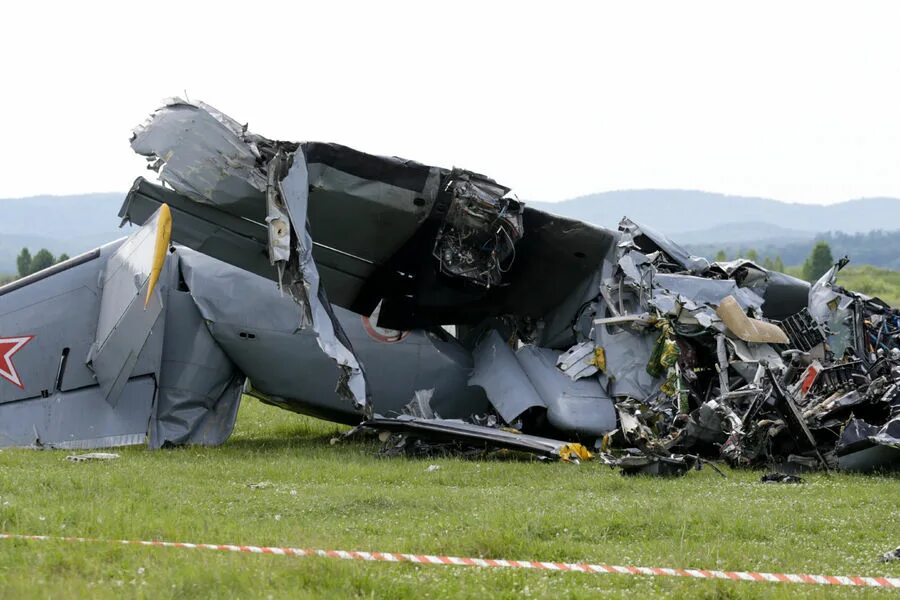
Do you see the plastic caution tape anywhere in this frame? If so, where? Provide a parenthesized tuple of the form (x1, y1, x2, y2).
(1, 533, 898, 589)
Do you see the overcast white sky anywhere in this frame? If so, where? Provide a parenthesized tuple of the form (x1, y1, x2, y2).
(2, 1, 899, 204)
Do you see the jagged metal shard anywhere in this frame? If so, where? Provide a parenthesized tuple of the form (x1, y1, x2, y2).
(130, 98, 268, 210)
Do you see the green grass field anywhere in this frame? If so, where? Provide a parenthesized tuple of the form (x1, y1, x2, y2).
(0, 398, 897, 598)
(782, 264, 900, 306)
(835, 266, 900, 306)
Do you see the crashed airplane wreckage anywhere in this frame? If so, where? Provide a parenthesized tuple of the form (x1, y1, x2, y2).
(0, 99, 897, 474)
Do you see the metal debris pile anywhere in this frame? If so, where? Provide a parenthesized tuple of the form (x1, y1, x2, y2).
(487, 220, 896, 472)
(360, 218, 900, 474)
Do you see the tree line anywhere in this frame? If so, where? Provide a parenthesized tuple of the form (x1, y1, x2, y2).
(695, 229, 900, 271)
(714, 241, 834, 282)
(2, 248, 71, 284)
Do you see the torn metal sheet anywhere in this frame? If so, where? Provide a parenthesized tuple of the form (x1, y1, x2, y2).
(469, 330, 545, 423)
(556, 340, 600, 380)
(265, 165, 292, 270)
(727, 338, 784, 368)
(593, 315, 662, 400)
(277, 153, 368, 410)
(808, 261, 859, 358)
(653, 274, 764, 313)
(360, 416, 593, 462)
(836, 417, 900, 472)
(872, 415, 900, 449)
(470, 330, 616, 436)
(130, 98, 268, 214)
(403, 389, 437, 420)
(619, 218, 710, 274)
(517, 345, 616, 436)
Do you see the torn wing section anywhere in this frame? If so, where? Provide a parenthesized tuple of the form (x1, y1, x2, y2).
(131, 100, 368, 412)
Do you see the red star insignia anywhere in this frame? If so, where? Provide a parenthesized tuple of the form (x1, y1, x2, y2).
(0, 336, 34, 390)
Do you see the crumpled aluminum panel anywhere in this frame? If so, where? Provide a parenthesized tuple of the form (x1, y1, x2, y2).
(131, 98, 267, 216)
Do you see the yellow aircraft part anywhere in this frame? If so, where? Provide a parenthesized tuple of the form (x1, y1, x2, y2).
(145, 204, 172, 308)
(591, 347, 606, 372)
(559, 443, 593, 463)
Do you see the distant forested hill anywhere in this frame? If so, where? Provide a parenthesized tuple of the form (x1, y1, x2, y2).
(0, 193, 126, 273)
(529, 190, 900, 235)
(3, 189, 900, 275)
(685, 230, 900, 269)
(531, 191, 900, 268)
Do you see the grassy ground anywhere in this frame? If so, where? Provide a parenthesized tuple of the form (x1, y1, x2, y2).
(835, 266, 900, 306)
(783, 264, 900, 306)
(0, 398, 897, 598)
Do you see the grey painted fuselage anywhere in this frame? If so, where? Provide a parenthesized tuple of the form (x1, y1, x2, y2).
(0, 238, 486, 448)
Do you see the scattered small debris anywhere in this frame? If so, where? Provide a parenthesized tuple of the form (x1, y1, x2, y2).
(881, 547, 900, 562)
(247, 481, 272, 490)
(760, 472, 804, 484)
(65, 453, 119, 462)
(425, 464, 441, 472)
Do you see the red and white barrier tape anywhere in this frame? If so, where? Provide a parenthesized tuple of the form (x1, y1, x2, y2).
(1, 533, 898, 589)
